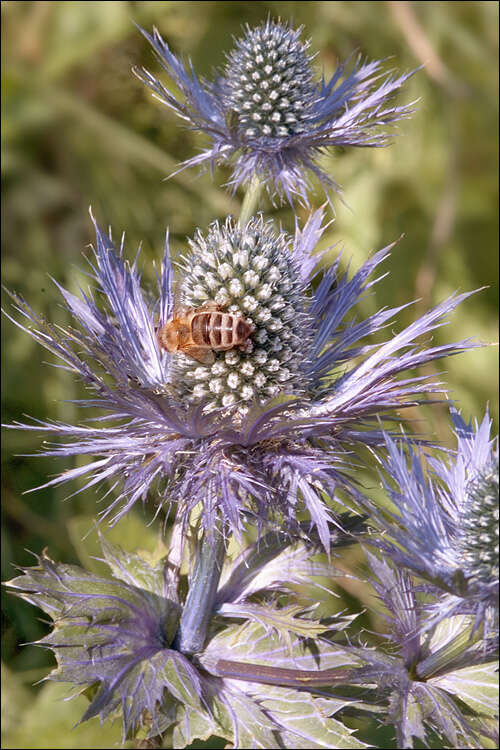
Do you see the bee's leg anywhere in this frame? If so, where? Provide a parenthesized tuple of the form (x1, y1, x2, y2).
(184, 345, 215, 365)
(198, 301, 221, 312)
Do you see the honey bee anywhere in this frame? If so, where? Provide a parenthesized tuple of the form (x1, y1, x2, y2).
(157, 300, 254, 365)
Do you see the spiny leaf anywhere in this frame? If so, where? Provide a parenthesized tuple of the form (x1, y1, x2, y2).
(217, 601, 332, 641)
(430, 661, 499, 717)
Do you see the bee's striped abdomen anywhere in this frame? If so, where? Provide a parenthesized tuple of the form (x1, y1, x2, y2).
(190, 312, 210, 346)
(190, 311, 250, 350)
(212, 313, 234, 348)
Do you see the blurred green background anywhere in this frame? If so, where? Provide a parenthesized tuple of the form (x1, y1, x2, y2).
(1, 1, 498, 747)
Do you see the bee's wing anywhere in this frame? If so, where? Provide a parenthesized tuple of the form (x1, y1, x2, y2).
(155, 280, 186, 332)
(184, 345, 215, 365)
(158, 281, 187, 327)
(168, 279, 190, 317)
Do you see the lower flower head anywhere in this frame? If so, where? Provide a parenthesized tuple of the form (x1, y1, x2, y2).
(362, 411, 499, 629)
(361, 552, 498, 749)
(459, 459, 499, 584)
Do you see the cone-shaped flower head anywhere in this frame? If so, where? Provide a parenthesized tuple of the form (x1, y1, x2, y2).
(459, 459, 499, 584)
(4, 210, 478, 546)
(135, 19, 417, 205)
(222, 22, 316, 140)
(174, 216, 313, 412)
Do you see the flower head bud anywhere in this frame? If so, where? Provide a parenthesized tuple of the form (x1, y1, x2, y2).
(459, 459, 499, 583)
(223, 21, 316, 140)
(173, 216, 313, 413)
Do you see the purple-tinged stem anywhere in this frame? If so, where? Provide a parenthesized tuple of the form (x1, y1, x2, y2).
(211, 659, 373, 688)
(174, 527, 226, 655)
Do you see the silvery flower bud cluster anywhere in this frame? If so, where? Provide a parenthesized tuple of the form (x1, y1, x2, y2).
(223, 21, 316, 140)
(460, 460, 499, 582)
(173, 216, 313, 413)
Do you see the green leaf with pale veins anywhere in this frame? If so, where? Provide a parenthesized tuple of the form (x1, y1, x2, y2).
(218, 538, 333, 604)
(203, 620, 361, 675)
(170, 702, 227, 748)
(388, 687, 426, 749)
(248, 684, 369, 749)
(199, 621, 366, 748)
(216, 689, 280, 749)
(412, 683, 486, 749)
(171, 680, 282, 749)
(99, 535, 169, 597)
(430, 661, 499, 717)
(217, 602, 334, 641)
(5, 552, 161, 624)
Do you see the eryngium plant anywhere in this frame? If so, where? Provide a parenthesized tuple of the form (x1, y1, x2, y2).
(4, 15, 498, 749)
(134, 19, 417, 204)
(4, 209, 477, 549)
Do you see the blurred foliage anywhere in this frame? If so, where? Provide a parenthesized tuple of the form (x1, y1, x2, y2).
(1, 2, 498, 747)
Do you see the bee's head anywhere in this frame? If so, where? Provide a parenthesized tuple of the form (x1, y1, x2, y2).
(158, 320, 181, 353)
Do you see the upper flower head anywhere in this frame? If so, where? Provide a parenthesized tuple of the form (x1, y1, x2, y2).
(134, 19, 418, 205)
(362, 410, 499, 630)
(222, 21, 317, 141)
(4, 209, 477, 547)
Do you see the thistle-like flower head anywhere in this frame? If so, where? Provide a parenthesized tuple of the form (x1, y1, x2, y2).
(4, 210, 477, 547)
(459, 459, 499, 584)
(134, 19, 417, 205)
(362, 410, 499, 630)
(174, 216, 313, 412)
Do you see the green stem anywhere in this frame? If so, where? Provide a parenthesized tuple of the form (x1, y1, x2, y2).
(239, 175, 264, 225)
(173, 527, 226, 655)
